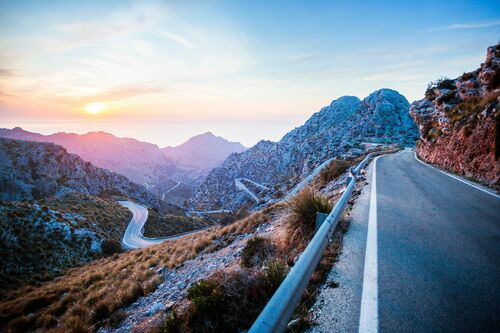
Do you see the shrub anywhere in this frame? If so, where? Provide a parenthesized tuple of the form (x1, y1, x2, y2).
(461, 72, 475, 81)
(7, 315, 34, 332)
(23, 295, 52, 314)
(240, 237, 274, 268)
(265, 259, 288, 289)
(287, 188, 332, 234)
(35, 313, 57, 329)
(319, 159, 350, 186)
(101, 239, 122, 255)
(92, 302, 111, 323)
(425, 77, 455, 99)
(160, 310, 183, 333)
(186, 279, 225, 332)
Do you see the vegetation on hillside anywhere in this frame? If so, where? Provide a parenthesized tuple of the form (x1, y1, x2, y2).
(143, 209, 212, 238)
(0, 207, 275, 332)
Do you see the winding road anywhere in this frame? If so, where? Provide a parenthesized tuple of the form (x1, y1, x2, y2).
(235, 177, 270, 203)
(309, 150, 500, 332)
(119, 201, 212, 249)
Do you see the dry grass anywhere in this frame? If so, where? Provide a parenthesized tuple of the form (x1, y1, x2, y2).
(0, 208, 275, 332)
(319, 159, 350, 187)
(143, 210, 212, 238)
(286, 188, 332, 236)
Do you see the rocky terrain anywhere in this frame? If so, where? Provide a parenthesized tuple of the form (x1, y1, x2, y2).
(0, 196, 130, 291)
(192, 89, 418, 210)
(0, 137, 179, 213)
(0, 129, 246, 205)
(410, 44, 500, 189)
(0, 137, 214, 294)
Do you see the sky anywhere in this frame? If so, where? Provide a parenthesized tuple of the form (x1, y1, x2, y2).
(0, 0, 499, 147)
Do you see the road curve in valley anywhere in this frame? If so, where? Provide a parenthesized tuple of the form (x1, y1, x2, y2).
(119, 201, 213, 249)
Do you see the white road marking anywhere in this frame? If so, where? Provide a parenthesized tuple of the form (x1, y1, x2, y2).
(413, 151, 500, 200)
(359, 156, 379, 333)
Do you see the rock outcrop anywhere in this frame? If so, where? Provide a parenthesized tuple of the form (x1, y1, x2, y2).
(192, 89, 418, 210)
(410, 44, 500, 189)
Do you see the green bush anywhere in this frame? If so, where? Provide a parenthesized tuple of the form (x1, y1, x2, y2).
(101, 239, 122, 255)
(240, 237, 274, 268)
(265, 259, 288, 289)
(160, 310, 183, 333)
(186, 279, 225, 331)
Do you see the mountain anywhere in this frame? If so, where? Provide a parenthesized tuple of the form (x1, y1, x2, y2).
(0, 129, 245, 205)
(0, 137, 181, 213)
(410, 44, 500, 189)
(0, 137, 188, 289)
(0, 128, 179, 187)
(191, 88, 419, 210)
(161, 132, 247, 171)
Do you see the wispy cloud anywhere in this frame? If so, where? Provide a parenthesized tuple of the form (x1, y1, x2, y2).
(427, 20, 500, 32)
(158, 31, 192, 48)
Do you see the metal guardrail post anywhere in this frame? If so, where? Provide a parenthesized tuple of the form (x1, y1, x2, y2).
(248, 151, 383, 333)
(315, 212, 328, 232)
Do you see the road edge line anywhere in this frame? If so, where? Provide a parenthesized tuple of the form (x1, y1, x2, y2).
(358, 156, 379, 333)
(413, 150, 500, 200)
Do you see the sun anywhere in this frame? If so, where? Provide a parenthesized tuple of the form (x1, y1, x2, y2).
(85, 103, 104, 115)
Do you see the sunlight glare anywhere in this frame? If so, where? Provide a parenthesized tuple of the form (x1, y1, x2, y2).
(85, 103, 104, 115)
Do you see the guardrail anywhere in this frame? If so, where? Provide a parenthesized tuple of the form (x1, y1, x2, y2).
(248, 151, 385, 333)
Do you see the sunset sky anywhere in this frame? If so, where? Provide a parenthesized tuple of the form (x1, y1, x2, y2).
(1, 0, 499, 146)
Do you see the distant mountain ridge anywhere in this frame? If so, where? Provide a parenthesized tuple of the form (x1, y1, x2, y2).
(0, 128, 246, 205)
(191, 88, 419, 210)
(0, 137, 181, 213)
(161, 132, 246, 171)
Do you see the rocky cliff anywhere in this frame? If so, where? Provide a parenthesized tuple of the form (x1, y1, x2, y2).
(192, 89, 418, 210)
(410, 44, 500, 189)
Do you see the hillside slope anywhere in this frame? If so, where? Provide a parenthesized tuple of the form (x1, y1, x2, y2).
(0, 129, 246, 205)
(192, 89, 418, 210)
(410, 44, 500, 188)
(0, 137, 180, 213)
(0, 138, 211, 292)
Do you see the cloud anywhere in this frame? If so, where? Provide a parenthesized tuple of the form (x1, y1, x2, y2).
(427, 20, 500, 32)
(77, 85, 164, 104)
(158, 31, 192, 48)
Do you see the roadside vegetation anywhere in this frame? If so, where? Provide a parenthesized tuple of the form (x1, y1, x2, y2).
(319, 159, 350, 187)
(0, 150, 389, 332)
(0, 206, 277, 332)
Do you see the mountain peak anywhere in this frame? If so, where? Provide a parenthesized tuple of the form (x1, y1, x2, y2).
(161, 132, 246, 170)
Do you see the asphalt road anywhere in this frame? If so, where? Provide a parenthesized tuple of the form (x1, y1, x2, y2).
(119, 201, 213, 249)
(309, 150, 500, 332)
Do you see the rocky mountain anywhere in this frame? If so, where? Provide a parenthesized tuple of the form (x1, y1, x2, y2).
(0, 128, 247, 205)
(0, 128, 182, 188)
(410, 44, 500, 189)
(192, 88, 418, 210)
(161, 132, 247, 171)
(0, 137, 181, 213)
